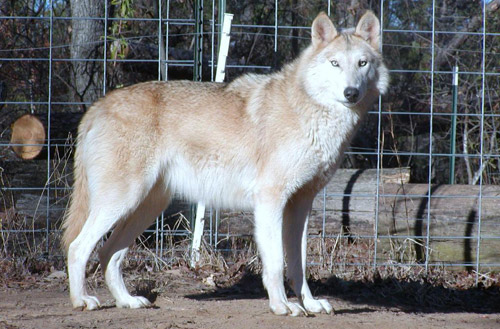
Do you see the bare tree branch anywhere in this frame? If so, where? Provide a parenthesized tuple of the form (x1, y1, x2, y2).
(435, 0, 500, 68)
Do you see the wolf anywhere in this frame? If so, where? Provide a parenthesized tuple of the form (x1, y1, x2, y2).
(62, 11, 388, 316)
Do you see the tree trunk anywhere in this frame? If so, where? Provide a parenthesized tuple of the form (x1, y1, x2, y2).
(70, 0, 105, 110)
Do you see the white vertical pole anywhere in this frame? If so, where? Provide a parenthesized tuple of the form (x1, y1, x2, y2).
(190, 12, 233, 268)
(475, 0, 487, 286)
(215, 13, 234, 82)
(373, 0, 385, 269)
(190, 202, 206, 267)
(424, 0, 437, 272)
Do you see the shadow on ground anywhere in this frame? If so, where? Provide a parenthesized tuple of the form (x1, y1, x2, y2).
(185, 271, 500, 314)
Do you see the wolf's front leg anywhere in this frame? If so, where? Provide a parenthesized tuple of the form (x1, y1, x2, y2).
(283, 194, 334, 314)
(254, 201, 307, 316)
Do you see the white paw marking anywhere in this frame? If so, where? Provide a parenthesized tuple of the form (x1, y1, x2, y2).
(270, 300, 308, 316)
(72, 295, 101, 311)
(303, 297, 334, 314)
(116, 296, 152, 309)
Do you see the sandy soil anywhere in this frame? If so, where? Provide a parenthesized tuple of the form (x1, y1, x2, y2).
(1, 269, 499, 329)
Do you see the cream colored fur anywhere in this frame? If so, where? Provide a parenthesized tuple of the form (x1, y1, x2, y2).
(62, 11, 389, 316)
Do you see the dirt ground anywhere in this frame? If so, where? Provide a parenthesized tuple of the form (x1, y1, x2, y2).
(1, 268, 499, 329)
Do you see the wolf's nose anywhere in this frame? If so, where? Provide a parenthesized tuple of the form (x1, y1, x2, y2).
(344, 87, 360, 103)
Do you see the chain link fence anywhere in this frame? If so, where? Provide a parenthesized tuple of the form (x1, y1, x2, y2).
(1, 0, 499, 283)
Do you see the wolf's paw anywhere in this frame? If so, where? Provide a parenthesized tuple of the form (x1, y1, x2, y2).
(72, 295, 101, 311)
(303, 297, 334, 314)
(116, 296, 152, 309)
(270, 300, 308, 317)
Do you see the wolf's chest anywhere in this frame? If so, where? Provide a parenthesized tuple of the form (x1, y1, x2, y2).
(292, 108, 361, 194)
(309, 107, 361, 166)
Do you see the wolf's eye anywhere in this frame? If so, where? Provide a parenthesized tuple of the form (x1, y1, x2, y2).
(330, 60, 339, 67)
(359, 60, 367, 67)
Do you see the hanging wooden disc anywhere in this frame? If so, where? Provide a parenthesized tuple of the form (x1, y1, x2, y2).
(10, 114, 45, 160)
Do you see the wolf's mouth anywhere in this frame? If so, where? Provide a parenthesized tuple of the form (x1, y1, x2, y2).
(341, 98, 362, 107)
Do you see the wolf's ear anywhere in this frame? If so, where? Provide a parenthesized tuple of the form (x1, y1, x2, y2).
(355, 11, 381, 50)
(312, 12, 337, 48)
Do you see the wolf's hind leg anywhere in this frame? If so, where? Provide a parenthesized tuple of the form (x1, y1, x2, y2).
(283, 193, 333, 314)
(98, 181, 171, 309)
(68, 206, 127, 310)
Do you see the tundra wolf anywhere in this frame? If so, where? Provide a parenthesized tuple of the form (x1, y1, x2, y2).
(63, 10, 389, 316)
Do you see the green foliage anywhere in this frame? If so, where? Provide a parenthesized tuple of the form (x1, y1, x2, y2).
(109, 0, 134, 62)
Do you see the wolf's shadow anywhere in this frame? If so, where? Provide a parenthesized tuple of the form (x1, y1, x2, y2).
(185, 270, 500, 314)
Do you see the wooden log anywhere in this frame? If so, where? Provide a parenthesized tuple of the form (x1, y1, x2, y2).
(1, 163, 408, 229)
(215, 173, 500, 269)
(309, 167, 411, 236)
(216, 168, 411, 237)
(376, 183, 500, 268)
(10, 114, 45, 160)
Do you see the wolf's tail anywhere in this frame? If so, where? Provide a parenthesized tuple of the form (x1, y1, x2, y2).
(61, 136, 89, 253)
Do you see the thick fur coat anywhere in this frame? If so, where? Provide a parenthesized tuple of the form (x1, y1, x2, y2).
(63, 11, 388, 316)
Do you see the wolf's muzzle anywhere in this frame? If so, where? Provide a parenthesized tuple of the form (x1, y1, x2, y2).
(343, 87, 360, 103)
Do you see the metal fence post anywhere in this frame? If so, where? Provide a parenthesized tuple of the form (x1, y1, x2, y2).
(449, 66, 459, 184)
(193, 0, 203, 81)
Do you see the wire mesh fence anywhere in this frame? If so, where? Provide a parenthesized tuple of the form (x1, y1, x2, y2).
(0, 0, 499, 283)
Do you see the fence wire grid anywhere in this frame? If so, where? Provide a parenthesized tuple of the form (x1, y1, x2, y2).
(0, 0, 499, 283)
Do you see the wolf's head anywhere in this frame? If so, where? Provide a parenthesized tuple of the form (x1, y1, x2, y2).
(301, 11, 389, 109)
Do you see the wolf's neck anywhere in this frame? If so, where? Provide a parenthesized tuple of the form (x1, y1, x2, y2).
(283, 56, 365, 170)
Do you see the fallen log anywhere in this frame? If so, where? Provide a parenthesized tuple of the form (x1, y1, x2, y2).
(216, 170, 500, 269)
(376, 183, 500, 268)
(1, 162, 408, 229)
(214, 168, 411, 239)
